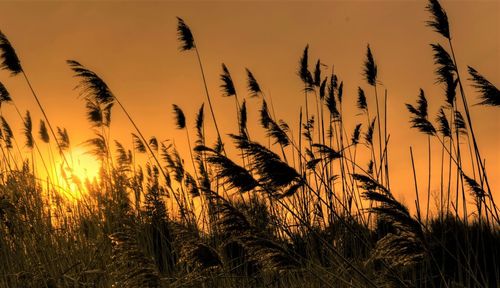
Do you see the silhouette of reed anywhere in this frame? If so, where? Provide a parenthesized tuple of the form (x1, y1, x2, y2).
(0, 1, 498, 287)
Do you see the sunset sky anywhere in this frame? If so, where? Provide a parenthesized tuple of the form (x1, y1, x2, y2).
(0, 0, 498, 208)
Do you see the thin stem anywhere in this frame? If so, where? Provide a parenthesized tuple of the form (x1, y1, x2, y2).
(194, 48, 223, 147)
(426, 135, 431, 224)
(373, 84, 384, 185)
(410, 147, 422, 223)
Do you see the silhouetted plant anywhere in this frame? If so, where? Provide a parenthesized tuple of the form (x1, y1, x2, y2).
(468, 66, 500, 107)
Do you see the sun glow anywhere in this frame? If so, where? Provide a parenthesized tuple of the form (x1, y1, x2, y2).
(57, 148, 101, 198)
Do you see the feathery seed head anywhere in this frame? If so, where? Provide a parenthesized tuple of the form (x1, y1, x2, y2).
(176, 17, 195, 51)
(23, 111, 33, 149)
(246, 68, 262, 97)
(57, 127, 70, 151)
(313, 59, 321, 87)
(39, 119, 50, 143)
(0, 116, 13, 148)
(364, 45, 377, 86)
(436, 108, 451, 138)
(319, 77, 327, 100)
(298, 45, 313, 86)
(468, 66, 500, 107)
(172, 104, 186, 129)
(352, 123, 362, 145)
(444, 73, 457, 107)
(132, 133, 146, 153)
(357, 87, 367, 111)
(0, 31, 22, 75)
(426, 0, 450, 39)
(430, 44, 455, 84)
(337, 81, 344, 104)
(0, 82, 12, 106)
(406, 89, 436, 135)
(220, 63, 236, 97)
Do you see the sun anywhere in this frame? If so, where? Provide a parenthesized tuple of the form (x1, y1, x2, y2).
(57, 147, 101, 197)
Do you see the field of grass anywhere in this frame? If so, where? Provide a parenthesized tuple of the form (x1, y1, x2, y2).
(0, 1, 499, 287)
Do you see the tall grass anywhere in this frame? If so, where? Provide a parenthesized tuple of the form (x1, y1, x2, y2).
(0, 1, 499, 287)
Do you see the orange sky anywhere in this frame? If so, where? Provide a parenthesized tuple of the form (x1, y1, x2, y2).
(0, 1, 498, 211)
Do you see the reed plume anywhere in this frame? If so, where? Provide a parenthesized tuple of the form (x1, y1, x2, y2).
(23, 111, 33, 149)
(454, 111, 467, 136)
(426, 0, 450, 39)
(115, 141, 131, 172)
(132, 133, 146, 153)
(56, 127, 70, 151)
(462, 173, 486, 200)
(363, 45, 377, 86)
(0, 116, 13, 148)
(246, 68, 262, 97)
(176, 17, 195, 51)
(357, 87, 367, 111)
(84, 133, 108, 160)
(298, 45, 313, 87)
(430, 44, 455, 83)
(0, 82, 12, 107)
(325, 76, 339, 118)
(444, 73, 458, 107)
(436, 108, 451, 138)
(406, 89, 436, 135)
(468, 66, 500, 106)
(313, 59, 321, 87)
(195, 145, 259, 193)
(231, 134, 302, 195)
(319, 77, 327, 100)
(195, 104, 205, 144)
(38, 120, 49, 144)
(67, 60, 114, 104)
(335, 82, 343, 106)
(260, 100, 289, 147)
(0, 30, 22, 75)
(172, 104, 186, 129)
(220, 63, 236, 97)
(312, 143, 342, 164)
(364, 117, 376, 146)
(352, 124, 362, 145)
(149, 137, 159, 153)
